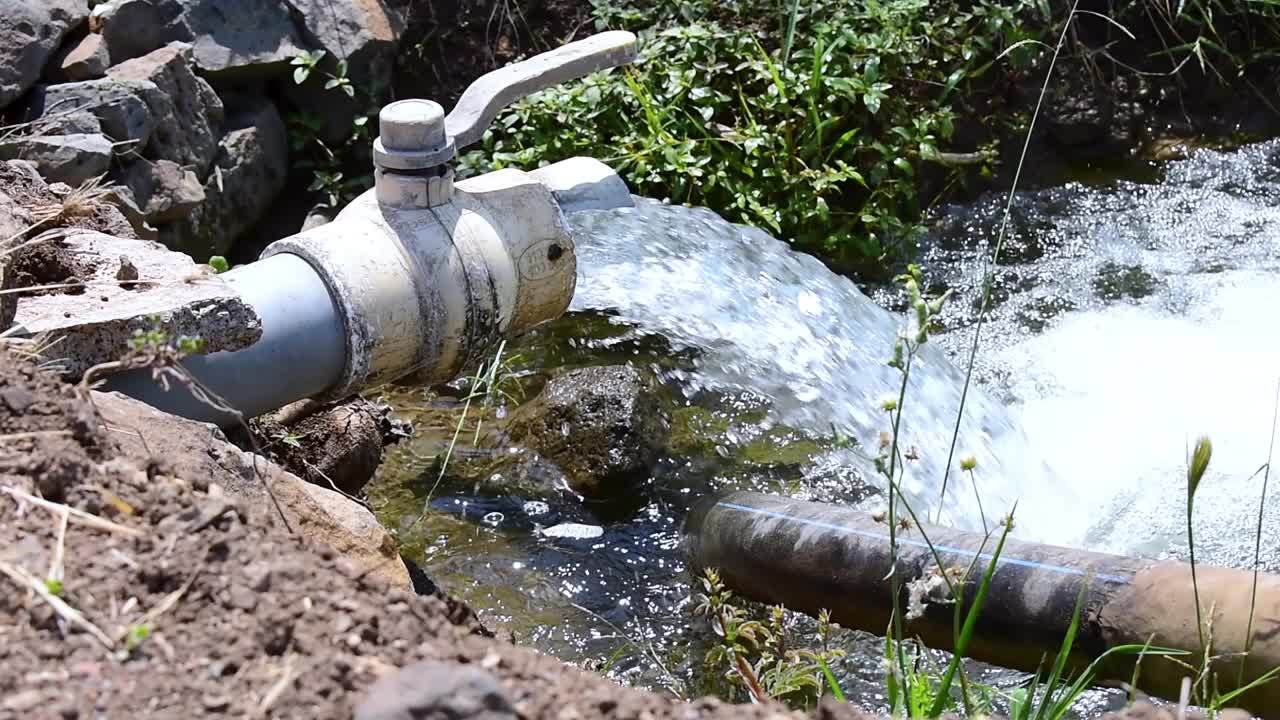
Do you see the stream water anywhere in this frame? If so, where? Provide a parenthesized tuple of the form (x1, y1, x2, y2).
(368, 139, 1280, 709)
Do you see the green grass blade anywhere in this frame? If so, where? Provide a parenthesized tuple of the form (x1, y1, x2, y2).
(781, 0, 803, 65)
(1032, 578, 1089, 720)
(928, 509, 1015, 716)
(817, 657, 846, 702)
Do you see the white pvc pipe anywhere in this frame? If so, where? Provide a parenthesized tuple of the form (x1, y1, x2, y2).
(104, 157, 633, 427)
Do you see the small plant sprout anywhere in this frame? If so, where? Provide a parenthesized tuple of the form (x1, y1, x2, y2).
(124, 622, 151, 654)
(43, 578, 64, 596)
(290, 49, 327, 84)
(207, 255, 229, 274)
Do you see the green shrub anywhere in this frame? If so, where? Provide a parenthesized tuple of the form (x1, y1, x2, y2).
(460, 0, 1046, 276)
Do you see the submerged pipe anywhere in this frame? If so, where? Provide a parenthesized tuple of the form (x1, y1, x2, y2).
(102, 32, 638, 425)
(686, 491, 1280, 716)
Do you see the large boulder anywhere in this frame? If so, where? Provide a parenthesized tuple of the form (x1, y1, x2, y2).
(280, 0, 404, 142)
(0, 0, 88, 110)
(120, 158, 205, 224)
(33, 78, 158, 149)
(159, 98, 287, 258)
(93, 391, 413, 591)
(90, 0, 304, 80)
(0, 134, 113, 187)
(11, 230, 261, 379)
(505, 365, 670, 500)
(45, 32, 111, 83)
(106, 44, 224, 174)
(0, 160, 135, 240)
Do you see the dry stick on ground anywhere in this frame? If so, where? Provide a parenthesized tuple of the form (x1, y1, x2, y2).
(256, 652, 300, 717)
(0, 559, 115, 650)
(78, 342, 294, 534)
(47, 505, 68, 584)
(2, 485, 144, 537)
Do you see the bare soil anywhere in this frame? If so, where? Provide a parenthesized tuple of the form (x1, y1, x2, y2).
(0, 347, 885, 719)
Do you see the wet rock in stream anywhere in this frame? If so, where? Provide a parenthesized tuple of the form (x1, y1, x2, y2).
(506, 364, 670, 500)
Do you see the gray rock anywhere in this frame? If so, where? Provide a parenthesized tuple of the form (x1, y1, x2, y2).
(279, 0, 404, 142)
(0, 159, 136, 240)
(0, 189, 33, 330)
(107, 44, 223, 173)
(36, 78, 157, 148)
(91, 391, 413, 591)
(160, 99, 287, 259)
(47, 33, 111, 82)
(37, 111, 103, 136)
(91, 0, 303, 79)
(101, 185, 158, 240)
(506, 365, 670, 499)
(262, 398, 408, 496)
(354, 660, 516, 720)
(11, 231, 261, 377)
(0, 134, 113, 187)
(0, 0, 88, 110)
(122, 159, 205, 223)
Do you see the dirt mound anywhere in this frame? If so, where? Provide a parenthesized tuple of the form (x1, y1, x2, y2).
(0, 347, 880, 719)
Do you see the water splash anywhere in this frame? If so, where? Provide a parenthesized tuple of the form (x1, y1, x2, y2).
(568, 199, 1078, 536)
(920, 140, 1280, 565)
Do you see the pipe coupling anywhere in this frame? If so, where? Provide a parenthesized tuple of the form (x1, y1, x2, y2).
(260, 163, 600, 399)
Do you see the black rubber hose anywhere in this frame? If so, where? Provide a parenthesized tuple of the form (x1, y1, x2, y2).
(684, 491, 1280, 715)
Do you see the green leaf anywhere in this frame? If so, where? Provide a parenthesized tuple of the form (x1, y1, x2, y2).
(208, 256, 229, 273)
(863, 93, 881, 115)
(293, 67, 309, 85)
(894, 157, 914, 177)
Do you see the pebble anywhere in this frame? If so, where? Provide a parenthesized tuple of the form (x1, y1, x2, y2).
(354, 660, 516, 720)
(538, 523, 603, 540)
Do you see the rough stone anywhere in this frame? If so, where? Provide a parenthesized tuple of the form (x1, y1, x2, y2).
(279, 0, 405, 142)
(160, 99, 287, 259)
(0, 160, 136, 240)
(102, 185, 159, 240)
(36, 110, 103, 136)
(108, 44, 224, 173)
(121, 159, 206, 223)
(48, 32, 111, 82)
(35, 78, 158, 149)
(0, 134, 113, 187)
(92, 390, 413, 591)
(354, 660, 516, 720)
(0, 0, 88, 110)
(0, 191, 31, 331)
(11, 231, 261, 378)
(506, 365, 670, 499)
(90, 0, 304, 80)
(262, 398, 410, 496)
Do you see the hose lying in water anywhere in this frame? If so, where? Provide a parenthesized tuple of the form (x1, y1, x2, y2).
(684, 491, 1280, 716)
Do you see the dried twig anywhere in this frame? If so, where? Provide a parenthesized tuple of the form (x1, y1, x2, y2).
(47, 505, 68, 584)
(256, 652, 299, 716)
(1, 485, 143, 537)
(0, 559, 114, 650)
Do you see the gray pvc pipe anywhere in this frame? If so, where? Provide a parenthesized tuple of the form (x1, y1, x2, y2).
(101, 252, 347, 425)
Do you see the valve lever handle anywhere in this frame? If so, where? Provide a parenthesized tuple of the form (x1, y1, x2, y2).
(445, 30, 637, 151)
